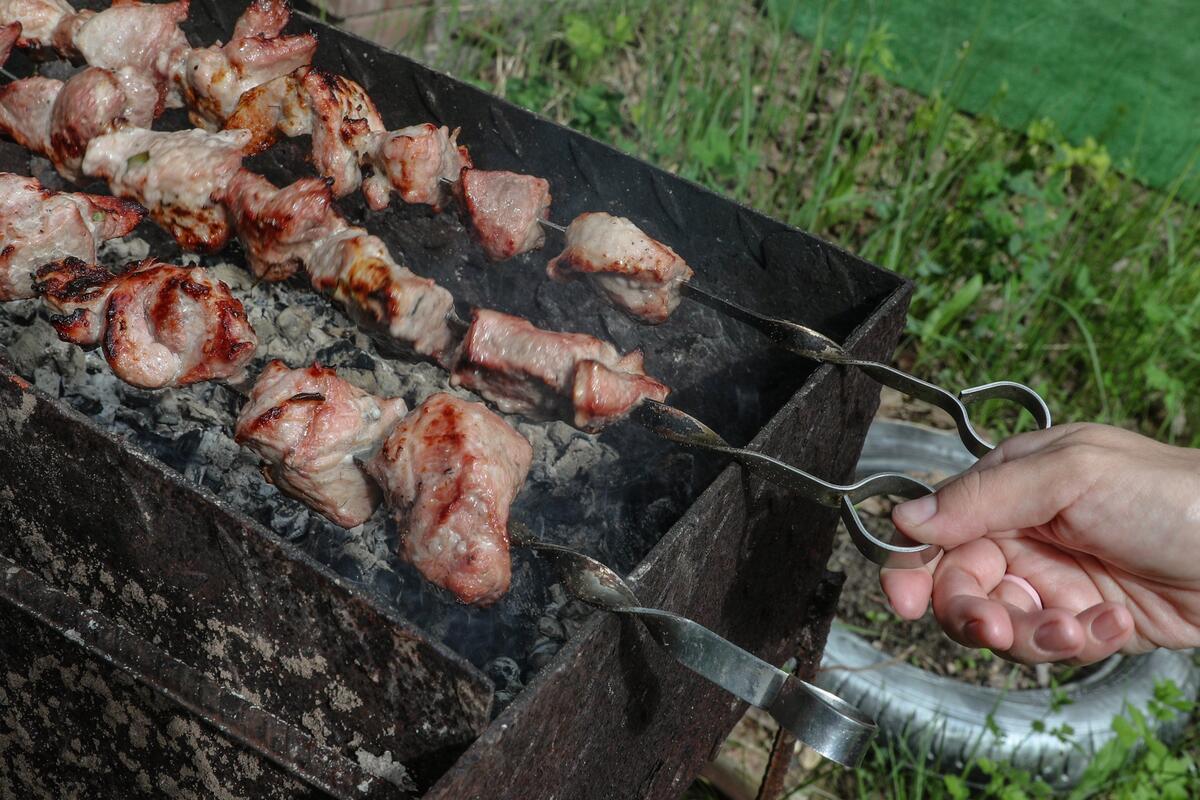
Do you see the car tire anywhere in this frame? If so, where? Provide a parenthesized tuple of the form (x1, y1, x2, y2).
(818, 420, 1200, 789)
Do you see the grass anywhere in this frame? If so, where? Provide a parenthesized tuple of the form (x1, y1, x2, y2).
(386, 0, 1200, 446)
(372, 0, 1200, 795)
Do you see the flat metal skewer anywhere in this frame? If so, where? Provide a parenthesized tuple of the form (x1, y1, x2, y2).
(631, 399, 937, 568)
(509, 522, 878, 768)
(678, 282, 1051, 458)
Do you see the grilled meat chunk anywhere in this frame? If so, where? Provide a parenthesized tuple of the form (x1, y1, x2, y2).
(0, 74, 57, 156)
(224, 170, 458, 359)
(366, 392, 532, 606)
(71, 0, 190, 104)
(0, 0, 67, 46)
(181, 0, 316, 129)
(459, 169, 550, 262)
(81, 126, 250, 253)
(572, 359, 669, 433)
(451, 308, 669, 429)
(235, 360, 407, 528)
(227, 73, 476, 212)
(0, 173, 143, 301)
(225, 67, 390, 206)
(35, 257, 257, 388)
(373, 123, 471, 211)
(0, 20, 18, 63)
(0, 66, 158, 180)
(307, 229, 458, 362)
(224, 169, 344, 281)
(548, 212, 693, 324)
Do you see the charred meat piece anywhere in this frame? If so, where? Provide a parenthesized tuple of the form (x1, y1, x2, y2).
(224, 67, 389, 206)
(301, 67, 387, 206)
(235, 360, 407, 528)
(0, 173, 143, 301)
(0, 74, 57, 157)
(0, 66, 158, 180)
(81, 126, 250, 253)
(62, 0, 190, 107)
(451, 309, 669, 429)
(459, 169, 550, 262)
(224, 169, 345, 281)
(366, 392, 532, 606)
(181, 0, 317, 129)
(572, 359, 669, 433)
(0, 20, 18, 64)
(0, 0, 68, 47)
(307, 229, 458, 363)
(35, 257, 257, 388)
(548, 212, 693, 324)
(372, 123, 471, 211)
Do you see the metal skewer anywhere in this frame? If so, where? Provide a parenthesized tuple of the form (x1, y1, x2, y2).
(679, 283, 1052, 458)
(632, 399, 937, 568)
(509, 522, 878, 768)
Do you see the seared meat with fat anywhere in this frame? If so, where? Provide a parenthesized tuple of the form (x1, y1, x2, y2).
(225, 170, 458, 360)
(0, 20, 18, 63)
(226, 70, 476, 212)
(366, 392, 532, 606)
(81, 127, 251, 253)
(548, 212, 693, 324)
(373, 123, 471, 211)
(0, 66, 158, 180)
(0, 0, 190, 106)
(225, 67, 390, 206)
(181, 0, 317, 129)
(307, 228, 458, 363)
(572, 359, 669, 433)
(223, 169, 345, 281)
(235, 361, 407, 528)
(451, 308, 669, 430)
(459, 169, 550, 261)
(35, 257, 257, 388)
(0, 173, 143, 301)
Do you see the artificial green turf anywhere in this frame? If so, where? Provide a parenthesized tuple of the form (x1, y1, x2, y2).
(772, 0, 1200, 200)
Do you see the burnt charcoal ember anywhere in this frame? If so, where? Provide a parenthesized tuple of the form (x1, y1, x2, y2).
(483, 656, 523, 707)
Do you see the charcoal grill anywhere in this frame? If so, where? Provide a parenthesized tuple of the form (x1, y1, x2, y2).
(0, 1, 911, 797)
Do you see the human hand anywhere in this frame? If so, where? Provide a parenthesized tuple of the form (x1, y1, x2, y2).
(881, 423, 1200, 665)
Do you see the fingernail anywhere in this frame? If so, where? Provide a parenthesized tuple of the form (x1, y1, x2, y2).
(1092, 610, 1126, 641)
(1034, 620, 1072, 652)
(894, 494, 937, 527)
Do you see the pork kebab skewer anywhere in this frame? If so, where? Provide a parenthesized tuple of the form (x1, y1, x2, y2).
(0, 22, 463, 365)
(235, 361, 532, 606)
(0, 79, 925, 548)
(0, 5, 941, 544)
(0, 0, 473, 213)
(0, 173, 258, 388)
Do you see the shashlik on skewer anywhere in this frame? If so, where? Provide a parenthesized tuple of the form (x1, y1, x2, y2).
(0, 2, 672, 426)
(2, 0, 473, 213)
(34, 256, 258, 388)
(2, 0, 702, 325)
(0, 0, 312, 119)
(450, 308, 669, 433)
(0, 171, 143, 300)
(547, 212, 694, 324)
(235, 361, 532, 606)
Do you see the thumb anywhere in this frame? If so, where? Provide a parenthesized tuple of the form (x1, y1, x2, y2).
(892, 449, 1089, 547)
